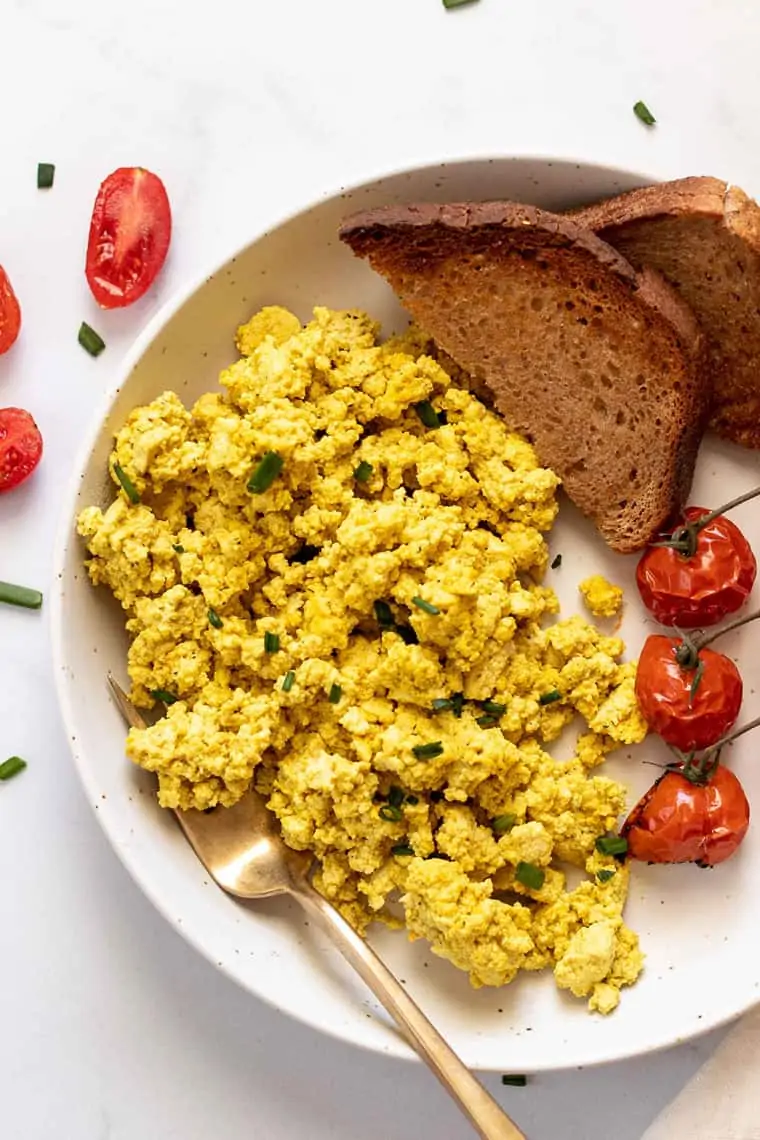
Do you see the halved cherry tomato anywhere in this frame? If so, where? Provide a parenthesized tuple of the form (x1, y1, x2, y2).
(0, 408, 43, 492)
(622, 764, 749, 867)
(0, 266, 21, 354)
(637, 505, 756, 628)
(85, 167, 171, 309)
(635, 634, 743, 751)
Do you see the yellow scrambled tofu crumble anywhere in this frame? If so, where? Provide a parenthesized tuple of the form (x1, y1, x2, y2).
(78, 305, 648, 1013)
(579, 575, 624, 619)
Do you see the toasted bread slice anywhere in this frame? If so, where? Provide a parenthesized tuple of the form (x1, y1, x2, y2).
(340, 202, 708, 553)
(572, 177, 760, 448)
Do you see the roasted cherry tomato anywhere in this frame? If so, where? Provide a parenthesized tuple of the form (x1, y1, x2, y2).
(0, 408, 43, 492)
(85, 167, 171, 309)
(637, 505, 756, 628)
(635, 634, 743, 751)
(0, 266, 21, 354)
(622, 764, 749, 867)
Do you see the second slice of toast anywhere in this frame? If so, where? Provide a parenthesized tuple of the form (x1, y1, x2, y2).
(340, 201, 708, 553)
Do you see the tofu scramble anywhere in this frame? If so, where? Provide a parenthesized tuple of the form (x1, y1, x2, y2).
(78, 305, 648, 1014)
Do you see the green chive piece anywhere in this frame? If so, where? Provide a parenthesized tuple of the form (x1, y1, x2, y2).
(172, 544, 185, 554)
(37, 162, 55, 189)
(432, 698, 453, 712)
(414, 400, 441, 429)
(492, 813, 517, 835)
(379, 804, 403, 822)
(633, 100, 656, 126)
(539, 689, 562, 706)
(208, 608, 223, 629)
(596, 835, 628, 857)
(388, 786, 405, 808)
(113, 463, 140, 504)
(247, 451, 283, 494)
(451, 692, 465, 718)
(412, 596, 440, 615)
(391, 843, 415, 857)
(501, 1075, 528, 1087)
(150, 689, 178, 705)
(354, 460, 373, 483)
(551, 553, 562, 569)
(0, 756, 27, 781)
(482, 700, 507, 716)
(264, 632, 280, 653)
(597, 869, 616, 883)
(0, 581, 43, 610)
(281, 670, 295, 693)
(396, 624, 418, 645)
(476, 714, 500, 728)
(374, 600, 394, 627)
(515, 861, 545, 890)
(412, 741, 444, 760)
(406, 794, 420, 805)
(328, 683, 342, 704)
(78, 321, 106, 357)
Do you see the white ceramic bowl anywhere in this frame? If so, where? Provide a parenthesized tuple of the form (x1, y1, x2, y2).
(53, 157, 760, 1072)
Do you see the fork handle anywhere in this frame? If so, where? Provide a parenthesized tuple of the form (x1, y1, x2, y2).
(291, 880, 528, 1140)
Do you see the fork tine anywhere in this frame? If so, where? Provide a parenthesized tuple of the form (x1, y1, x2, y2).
(107, 672, 148, 730)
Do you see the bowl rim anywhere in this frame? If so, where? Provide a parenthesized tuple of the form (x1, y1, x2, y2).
(53, 152, 722, 1072)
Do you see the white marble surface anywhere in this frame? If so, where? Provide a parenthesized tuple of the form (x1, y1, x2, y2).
(0, 1, 755, 1136)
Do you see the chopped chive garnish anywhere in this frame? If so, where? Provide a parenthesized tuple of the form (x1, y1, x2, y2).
(0, 756, 27, 781)
(538, 689, 561, 706)
(476, 714, 500, 728)
(396, 624, 418, 645)
(379, 804, 403, 822)
(113, 463, 140, 504)
(501, 1075, 527, 1087)
(492, 813, 517, 835)
(596, 835, 628, 857)
(172, 544, 185, 554)
(290, 543, 320, 565)
(515, 861, 545, 890)
(633, 100, 656, 126)
(412, 596, 440, 615)
(551, 553, 562, 569)
(264, 631, 280, 654)
(207, 608, 223, 629)
(247, 451, 283, 494)
(391, 843, 415, 857)
(281, 670, 295, 693)
(412, 741, 444, 760)
(406, 794, 419, 805)
(354, 460, 373, 483)
(374, 600, 394, 627)
(451, 692, 465, 718)
(78, 321, 106, 356)
(597, 869, 616, 883)
(481, 700, 507, 715)
(388, 786, 405, 808)
(328, 682, 342, 703)
(432, 698, 453, 712)
(150, 689, 178, 705)
(414, 401, 441, 429)
(37, 162, 55, 189)
(0, 581, 43, 610)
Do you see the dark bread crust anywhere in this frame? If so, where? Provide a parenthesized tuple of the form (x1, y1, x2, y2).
(572, 177, 760, 448)
(340, 201, 708, 552)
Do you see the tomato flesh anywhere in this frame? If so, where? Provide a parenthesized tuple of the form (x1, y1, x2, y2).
(0, 266, 21, 354)
(634, 634, 743, 751)
(622, 765, 749, 866)
(637, 507, 756, 628)
(85, 167, 171, 309)
(0, 408, 43, 492)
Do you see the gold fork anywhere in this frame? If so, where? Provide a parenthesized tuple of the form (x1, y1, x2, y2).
(108, 675, 527, 1140)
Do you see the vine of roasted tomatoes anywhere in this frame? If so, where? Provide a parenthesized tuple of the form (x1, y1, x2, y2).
(85, 167, 172, 309)
(0, 266, 21, 354)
